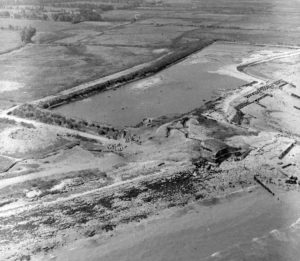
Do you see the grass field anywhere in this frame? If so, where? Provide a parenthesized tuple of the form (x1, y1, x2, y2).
(0, 30, 21, 53)
(0, 44, 159, 102)
(0, 0, 299, 105)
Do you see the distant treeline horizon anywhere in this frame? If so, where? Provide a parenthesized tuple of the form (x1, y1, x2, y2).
(0, 0, 142, 5)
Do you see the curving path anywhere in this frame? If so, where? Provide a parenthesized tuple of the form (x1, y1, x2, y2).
(237, 48, 300, 81)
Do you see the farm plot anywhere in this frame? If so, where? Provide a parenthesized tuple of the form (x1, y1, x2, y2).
(77, 22, 196, 47)
(0, 44, 157, 103)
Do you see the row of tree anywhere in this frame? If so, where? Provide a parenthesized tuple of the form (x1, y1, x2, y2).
(51, 9, 103, 23)
(0, 8, 104, 23)
(10, 104, 121, 140)
(0, 0, 139, 5)
(0, 23, 37, 43)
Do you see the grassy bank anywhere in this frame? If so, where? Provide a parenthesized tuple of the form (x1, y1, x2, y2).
(38, 39, 214, 110)
(10, 104, 129, 140)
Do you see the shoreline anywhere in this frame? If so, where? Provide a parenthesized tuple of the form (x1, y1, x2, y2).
(38, 187, 300, 261)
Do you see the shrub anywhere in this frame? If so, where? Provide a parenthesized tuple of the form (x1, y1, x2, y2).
(20, 26, 36, 43)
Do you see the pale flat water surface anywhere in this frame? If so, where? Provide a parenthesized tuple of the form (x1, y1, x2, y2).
(54, 46, 246, 127)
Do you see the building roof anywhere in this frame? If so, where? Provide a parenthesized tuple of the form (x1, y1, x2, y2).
(201, 139, 229, 154)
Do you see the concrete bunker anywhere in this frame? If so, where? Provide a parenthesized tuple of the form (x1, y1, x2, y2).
(200, 139, 235, 163)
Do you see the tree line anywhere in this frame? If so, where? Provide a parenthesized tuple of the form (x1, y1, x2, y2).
(0, 8, 104, 23)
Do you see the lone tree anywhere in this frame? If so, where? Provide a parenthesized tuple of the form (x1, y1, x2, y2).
(20, 26, 37, 43)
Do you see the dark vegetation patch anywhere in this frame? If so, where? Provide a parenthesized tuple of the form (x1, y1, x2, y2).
(142, 172, 195, 198)
(118, 187, 144, 200)
(120, 213, 148, 223)
(96, 197, 114, 209)
(102, 222, 116, 232)
(0, 164, 256, 255)
(30, 178, 58, 191)
(10, 104, 124, 140)
(0, 117, 17, 132)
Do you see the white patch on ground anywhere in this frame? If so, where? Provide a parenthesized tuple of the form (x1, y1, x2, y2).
(0, 199, 26, 212)
(129, 76, 162, 91)
(152, 48, 168, 54)
(269, 111, 300, 135)
(211, 252, 221, 257)
(182, 54, 211, 65)
(290, 218, 300, 229)
(0, 126, 58, 155)
(241, 50, 291, 64)
(209, 64, 259, 82)
(0, 81, 24, 93)
(50, 179, 73, 192)
(26, 189, 42, 198)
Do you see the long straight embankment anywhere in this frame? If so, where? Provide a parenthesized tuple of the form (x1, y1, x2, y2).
(35, 40, 215, 110)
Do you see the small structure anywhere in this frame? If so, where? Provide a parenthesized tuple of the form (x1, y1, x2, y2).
(278, 141, 296, 160)
(200, 139, 234, 164)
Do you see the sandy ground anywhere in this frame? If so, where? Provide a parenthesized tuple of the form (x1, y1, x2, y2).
(0, 125, 58, 155)
(39, 188, 300, 261)
(0, 81, 24, 93)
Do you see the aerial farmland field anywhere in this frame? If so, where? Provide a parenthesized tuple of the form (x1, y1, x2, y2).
(0, 0, 300, 260)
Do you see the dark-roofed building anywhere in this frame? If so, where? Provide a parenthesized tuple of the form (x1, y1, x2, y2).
(200, 139, 234, 163)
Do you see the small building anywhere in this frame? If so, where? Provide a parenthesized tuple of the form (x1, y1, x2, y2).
(200, 139, 234, 163)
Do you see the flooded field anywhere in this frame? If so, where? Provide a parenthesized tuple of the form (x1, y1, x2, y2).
(54, 42, 249, 127)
